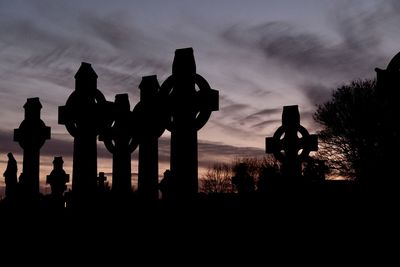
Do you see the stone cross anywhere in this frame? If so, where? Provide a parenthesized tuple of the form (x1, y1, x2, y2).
(59, 62, 112, 199)
(265, 105, 318, 180)
(375, 52, 400, 181)
(375, 52, 400, 99)
(46, 156, 69, 197)
(159, 48, 219, 198)
(133, 75, 167, 201)
(14, 97, 51, 197)
(99, 93, 137, 194)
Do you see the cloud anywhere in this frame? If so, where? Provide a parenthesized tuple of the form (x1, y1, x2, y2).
(251, 119, 282, 130)
(0, 130, 18, 154)
(3, 0, 399, 170)
(220, 1, 400, 107)
(0, 1, 170, 97)
(245, 108, 281, 121)
(301, 83, 334, 106)
(77, 11, 149, 52)
(197, 139, 265, 167)
(222, 21, 384, 82)
(0, 3, 174, 146)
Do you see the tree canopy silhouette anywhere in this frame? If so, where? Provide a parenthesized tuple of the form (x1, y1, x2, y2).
(314, 79, 382, 182)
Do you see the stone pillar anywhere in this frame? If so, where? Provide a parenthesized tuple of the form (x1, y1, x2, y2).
(134, 75, 166, 200)
(160, 48, 219, 199)
(59, 62, 112, 199)
(14, 97, 50, 197)
(100, 94, 137, 194)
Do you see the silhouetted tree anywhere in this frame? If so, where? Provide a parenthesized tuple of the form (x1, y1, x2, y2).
(314, 79, 381, 182)
(257, 164, 281, 193)
(200, 163, 233, 193)
(232, 155, 280, 191)
(233, 156, 280, 190)
(232, 162, 255, 194)
(200, 156, 280, 194)
(302, 157, 328, 182)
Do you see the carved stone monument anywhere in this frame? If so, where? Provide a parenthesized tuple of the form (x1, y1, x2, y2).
(375, 52, 400, 183)
(266, 105, 318, 180)
(100, 93, 137, 194)
(14, 97, 51, 197)
(46, 156, 69, 197)
(3, 152, 18, 198)
(97, 172, 107, 192)
(59, 62, 112, 199)
(159, 48, 219, 198)
(133, 75, 167, 200)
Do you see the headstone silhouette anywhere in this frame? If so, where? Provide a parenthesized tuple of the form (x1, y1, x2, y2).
(133, 75, 167, 200)
(375, 53, 400, 182)
(99, 94, 137, 194)
(14, 97, 51, 197)
(46, 156, 69, 197)
(159, 48, 219, 199)
(97, 172, 107, 192)
(265, 105, 318, 180)
(59, 62, 112, 199)
(3, 152, 18, 198)
(376, 52, 400, 100)
(159, 169, 174, 201)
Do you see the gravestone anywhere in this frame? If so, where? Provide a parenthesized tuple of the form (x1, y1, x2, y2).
(46, 156, 69, 197)
(265, 105, 318, 180)
(99, 94, 137, 194)
(133, 75, 167, 201)
(159, 48, 219, 199)
(59, 62, 112, 199)
(97, 172, 107, 192)
(375, 52, 400, 100)
(375, 53, 400, 183)
(3, 152, 18, 198)
(14, 97, 51, 197)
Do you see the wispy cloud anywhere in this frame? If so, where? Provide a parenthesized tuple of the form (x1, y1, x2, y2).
(300, 83, 334, 106)
(245, 108, 281, 121)
(1, 0, 400, 170)
(220, 0, 400, 109)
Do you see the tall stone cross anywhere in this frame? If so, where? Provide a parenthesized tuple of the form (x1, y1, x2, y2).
(375, 51, 400, 100)
(375, 52, 400, 181)
(99, 93, 137, 194)
(133, 75, 167, 201)
(59, 62, 112, 199)
(14, 97, 51, 197)
(159, 48, 219, 198)
(265, 105, 318, 180)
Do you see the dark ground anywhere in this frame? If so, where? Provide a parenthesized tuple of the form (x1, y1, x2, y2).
(0, 181, 397, 264)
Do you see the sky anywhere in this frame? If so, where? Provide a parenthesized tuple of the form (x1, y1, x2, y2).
(1, 0, 400, 196)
